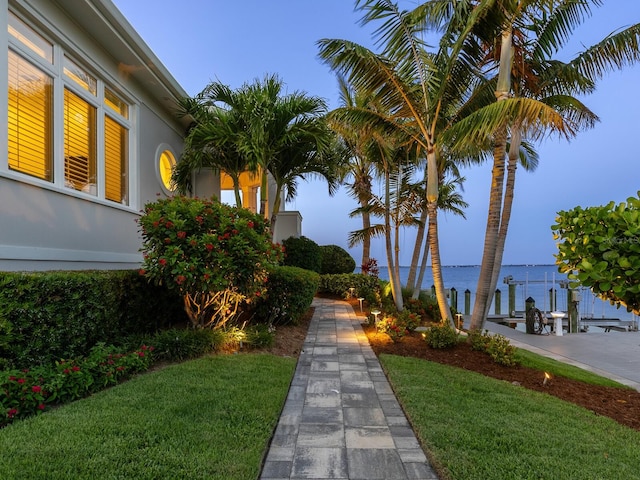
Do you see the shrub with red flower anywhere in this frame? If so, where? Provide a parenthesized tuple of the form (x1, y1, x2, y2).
(138, 196, 282, 328)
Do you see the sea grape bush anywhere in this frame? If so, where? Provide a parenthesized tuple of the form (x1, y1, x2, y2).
(138, 196, 282, 328)
(552, 193, 640, 315)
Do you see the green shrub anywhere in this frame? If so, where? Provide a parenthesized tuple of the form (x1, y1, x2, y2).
(244, 324, 275, 349)
(467, 329, 519, 367)
(1, 343, 154, 427)
(486, 334, 519, 367)
(138, 196, 281, 328)
(0, 270, 186, 368)
(254, 265, 319, 326)
(282, 236, 322, 273)
(151, 328, 223, 362)
(317, 273, 379, 304)
(424, 323, 459, 349)
(319, 245, 356, 274)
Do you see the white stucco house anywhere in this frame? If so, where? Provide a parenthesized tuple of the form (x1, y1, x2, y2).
(1, 0, 301, 272)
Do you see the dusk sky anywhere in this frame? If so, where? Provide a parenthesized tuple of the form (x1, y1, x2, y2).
(113, 1, 640, 266)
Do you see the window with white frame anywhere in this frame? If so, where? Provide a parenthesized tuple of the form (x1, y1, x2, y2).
(6, 10, 132, 206)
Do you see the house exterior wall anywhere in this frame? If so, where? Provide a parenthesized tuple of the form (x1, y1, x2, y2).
(0, 0, 199, 271)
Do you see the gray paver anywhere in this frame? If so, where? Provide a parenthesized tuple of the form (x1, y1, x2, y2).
(259, 297, 439, 480)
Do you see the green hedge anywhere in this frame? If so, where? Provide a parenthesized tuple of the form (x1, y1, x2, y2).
(317, 273, 379, 304)
(0, 270, 186, 368)
(319, 245, 356, 274)
(282, 236, 322, 273)
(254, 265, 319, 326)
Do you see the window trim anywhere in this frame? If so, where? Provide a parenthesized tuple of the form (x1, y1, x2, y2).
(4, 8, 137, 211)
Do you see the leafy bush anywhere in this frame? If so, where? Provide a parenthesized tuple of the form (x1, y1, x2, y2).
(424, 324, 459, 349)
(0, 270, 185, 368)
(2, 344, 154, 427)
(317, 273, 379, 304)
(244, 325, 275, 349)
(282, 236, 322, 273)
(138, 196, 282, 328)
(254, 265, 319, 326)
(150, 328, 223, 362)
(553, 194, 640, 314)
(319, 245, 356, 274)
(467, 329, 519, 367)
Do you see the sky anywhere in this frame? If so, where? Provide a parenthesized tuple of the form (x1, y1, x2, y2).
(112, 0, 640, 266)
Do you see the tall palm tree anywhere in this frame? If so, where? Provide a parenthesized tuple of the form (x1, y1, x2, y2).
(174, 97, 252, 207)
(174, 75, 344, 236)
(328, 76, 378, 268)
(470, 1, 640, 330)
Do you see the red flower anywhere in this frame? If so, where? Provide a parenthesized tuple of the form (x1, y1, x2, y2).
(205, 243, 214, 251)
(7, 408, 18, 418)
(190, 239, 197, 246)
(177, 231, 187, 239)
(247, 221, 254, 228)
(203, 274, 210, 280)
(63, 368, 70, 375)
(71, 366, 80, 372)
(152, 221, 159, 228)
(232, 229, 239, 235)
(164, 237, 172, 244)
(195, 215, 204, 224)
(137, 352, 145, 357)
(37, 403, 46, 411)
(138, 269, 146, 276)
(159, 258, 167, 266)
(176, 275, 186, 285)
(32, 385, 42, 394)
(17, 378, 25, 385)
(165, 221, 174, 229)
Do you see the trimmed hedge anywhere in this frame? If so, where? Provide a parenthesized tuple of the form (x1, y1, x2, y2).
(254, 265, 319, 326)
(0, 270, 187, 368)
(320, 245, 356, 274)
(317, 273, 379, 304)
(282, 236, 322, 273)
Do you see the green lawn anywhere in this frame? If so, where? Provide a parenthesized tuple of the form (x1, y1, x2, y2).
(0, 354, 295, 480)
(380, 354, 640, 480)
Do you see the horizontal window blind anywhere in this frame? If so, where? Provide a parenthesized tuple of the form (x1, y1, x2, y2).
(7, 50, 53, 181)
(105, 115, 128, 204)
(64, 88, 96, 193)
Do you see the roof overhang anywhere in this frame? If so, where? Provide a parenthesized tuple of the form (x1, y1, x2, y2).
(51, 0, 191, 130)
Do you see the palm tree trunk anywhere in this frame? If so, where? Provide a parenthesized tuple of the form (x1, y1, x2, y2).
(384, 163, 403, 311)
(269, 186, 282, 239)
(360, 198, 372, 268)
(428, 201, 453, 326)
(232, 176, 243, 208)
(412, 228, 430, 300)
(485, 125, 521, 320)
(406, 199, 428, 292)
(470, 26, 513, 331)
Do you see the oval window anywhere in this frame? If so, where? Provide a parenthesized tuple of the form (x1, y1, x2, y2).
(158, 149, 176, 193)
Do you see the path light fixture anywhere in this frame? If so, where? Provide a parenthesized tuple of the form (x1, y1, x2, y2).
(543, 372, 551, 386)
(349, 287, 355, 298)
(371, 309, 381, 323)
(358, 297, 364, 312)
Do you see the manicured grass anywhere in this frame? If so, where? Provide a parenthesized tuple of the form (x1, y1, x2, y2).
(515, 348, 631, 388)
(380, 354, 640, 480)
(0, 354, 295, 480)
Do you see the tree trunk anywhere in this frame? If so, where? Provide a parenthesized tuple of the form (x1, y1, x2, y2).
(232, 176, 243, 208)
(360, 199, 371, 268)
(383, 163, 403, 311)
(428, 201, 453, 326)
(485, 125, 521, 320)
(469, 26, 513, 331)
(406, 196, 428, 292)
(412, 228, 430, 300)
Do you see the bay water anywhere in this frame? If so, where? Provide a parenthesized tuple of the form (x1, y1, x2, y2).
(376, 264, 637, 323)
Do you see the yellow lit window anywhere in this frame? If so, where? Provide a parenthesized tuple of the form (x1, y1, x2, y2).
(64, 88, 96, 194)
(159, 150, 176, 191)
(8, 50, 53, 181)
(105, 116, 128, 204)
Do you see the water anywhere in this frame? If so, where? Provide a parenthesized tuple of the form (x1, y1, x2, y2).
(376, 264, 638, 323)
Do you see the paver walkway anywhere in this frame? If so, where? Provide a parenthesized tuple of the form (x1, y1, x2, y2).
(260, 297, 439, 480)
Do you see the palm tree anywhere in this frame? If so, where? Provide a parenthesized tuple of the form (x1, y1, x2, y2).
(328, 76, 378, 268)
(174, 75, 344, 236)
(174, 96, 252, 207)
(469, 1, 640, 330)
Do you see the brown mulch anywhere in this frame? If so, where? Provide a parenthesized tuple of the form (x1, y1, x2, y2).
(262, 298, 640, 432)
